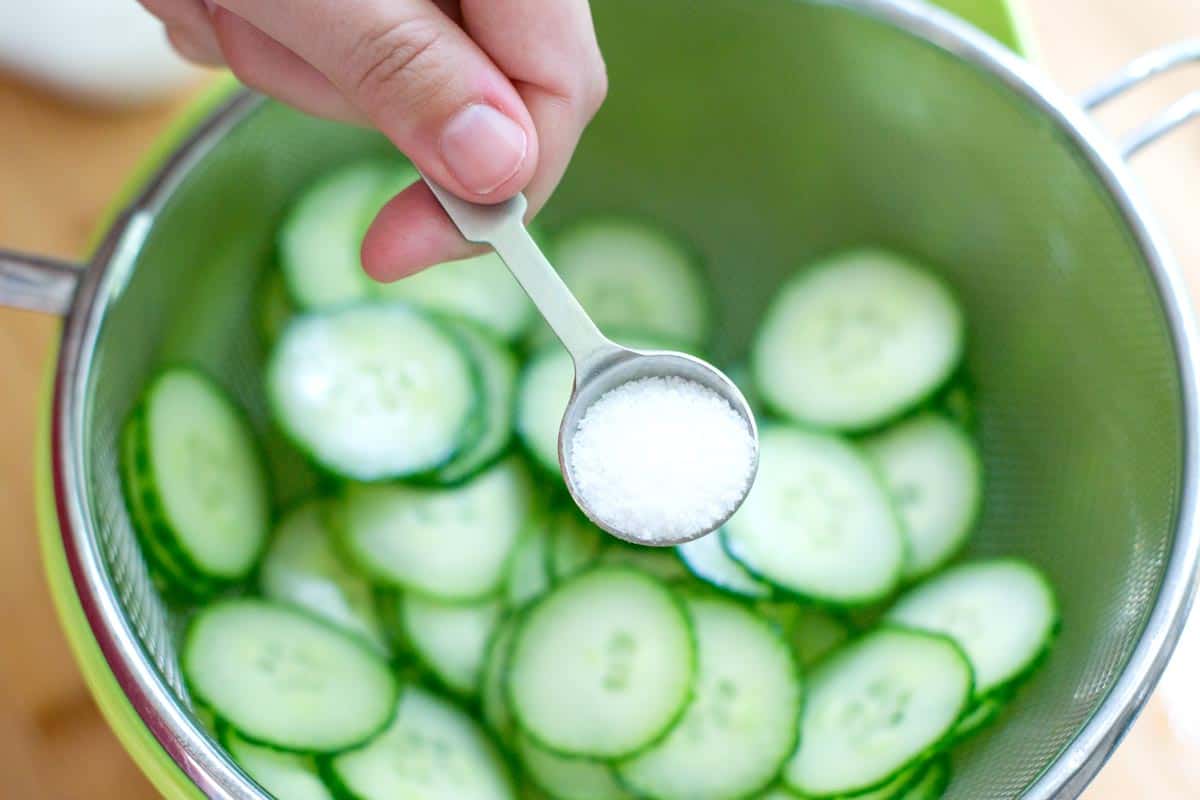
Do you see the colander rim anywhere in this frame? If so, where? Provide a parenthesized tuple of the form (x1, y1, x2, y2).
(48, 2, 1200, 798)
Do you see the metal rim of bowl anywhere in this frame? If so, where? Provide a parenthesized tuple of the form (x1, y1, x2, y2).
(48, 1, 1200, 797)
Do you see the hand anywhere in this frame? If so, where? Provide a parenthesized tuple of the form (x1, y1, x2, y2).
(139, 0, 608, 279)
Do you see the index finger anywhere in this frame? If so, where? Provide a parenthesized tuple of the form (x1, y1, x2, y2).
(362, 0, 607, 280)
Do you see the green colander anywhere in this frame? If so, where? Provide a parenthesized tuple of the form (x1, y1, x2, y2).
(2, 1, 1199, 797)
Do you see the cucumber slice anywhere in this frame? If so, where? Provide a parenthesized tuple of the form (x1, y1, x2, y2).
(516, 344, 574, 474)
(790, 606, 852, 667)
(506, 513, 553, 607)
(783, 627, 971, 797)
(508, 567, 696, 759)
(221, 727, 334, 800)
(268, 303, 478, 481)
(752, 249, 964, 431)
(430, 320, 519, 485)
(677, 533, 771, 598)
(548, 218, 711, 347)
(864, 413, 982, 580)
(183, 599, 397, 753)
(723, 427, 904, 605)
(482, 614, 520, 738)
(338, 457, 530, 600)
(518, 734, 635, 800)
(377, 250, 535, 341)
(617, 595, 801, 800)
(279, 159, 416, 310)
(886, 559, 1058, 697)
(402, 595, 502, 695)
(899, 758, 951, 800)
(326, 684, 515, 800)
(547, 510, 606, 581)
(121, 415, 218, 595)
(129, 368, 270, 584)
(260, 501, 387, 653)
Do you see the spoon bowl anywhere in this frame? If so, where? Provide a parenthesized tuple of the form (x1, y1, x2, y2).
(558, 344, 759, 545)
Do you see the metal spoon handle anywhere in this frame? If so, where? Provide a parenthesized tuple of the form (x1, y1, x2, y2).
(489, 221, 611, 362)
(421, 176, 614, 368)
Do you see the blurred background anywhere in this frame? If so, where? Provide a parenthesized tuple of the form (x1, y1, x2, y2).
(1, 1, 1199, 797)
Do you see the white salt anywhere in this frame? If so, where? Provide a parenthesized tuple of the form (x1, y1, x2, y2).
(568, 376, 756, 542)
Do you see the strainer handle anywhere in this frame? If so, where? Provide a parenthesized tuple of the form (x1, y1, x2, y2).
(0, 249, 81, 316)
(1081, 40, 1200, 157)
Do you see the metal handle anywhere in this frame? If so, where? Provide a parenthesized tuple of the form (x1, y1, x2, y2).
(487, 220, 614, 368)
(0, 249, 82, 316)
(419, 176, 616, 374)
(1082, 40, 1200, 158)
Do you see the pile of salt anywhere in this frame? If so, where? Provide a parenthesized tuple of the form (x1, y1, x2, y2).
(568, 376, 756, 542)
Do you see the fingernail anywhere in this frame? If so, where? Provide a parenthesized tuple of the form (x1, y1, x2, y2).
(439, 104, 528, 196)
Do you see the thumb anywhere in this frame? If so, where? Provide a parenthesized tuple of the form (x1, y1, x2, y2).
(212, 0, 538, 201)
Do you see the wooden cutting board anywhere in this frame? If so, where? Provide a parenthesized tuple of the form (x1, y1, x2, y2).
(0, 2, 1197, 797)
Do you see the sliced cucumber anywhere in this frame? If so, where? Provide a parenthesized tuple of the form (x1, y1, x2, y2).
(482, 614, 520, 738)
(790, 606, 852, 667)
(886, 559, 1058, 697)
(864, 413, 982, 580)
(121, 414, 217, 595)
(268, 303, 479, 481)
(377, 249, 535, 341)
(183, 599, 397, 753)
(279, 159, 416, 310)
(783, 627, 971, 797)
(506, 513, 553, 607)
(326, 684, 514, 800)
(402, 595, 503, 695)
(518, 733, 635, 800)
(338, 457, 530, 600)
(547, 510, 606, 581)
(127, 368, 269, 584)
(752, 249, 964, 431)
(546, 217, 711, 347)
(260, 501, 387, 652)
(221, 727, 334, 800)
(516, 344, 574, 474)
(617, 595, 801, 800)
(508, 567, 695, 759)
(430, 320, 519, 485)
(678, 533, 772, 598)
(724, 426, 904, 605)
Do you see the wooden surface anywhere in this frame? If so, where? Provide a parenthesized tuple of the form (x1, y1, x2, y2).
(1, 2, 1198, 797)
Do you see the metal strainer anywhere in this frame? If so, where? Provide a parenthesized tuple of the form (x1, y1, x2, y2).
(2, 1, 1199, 797)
